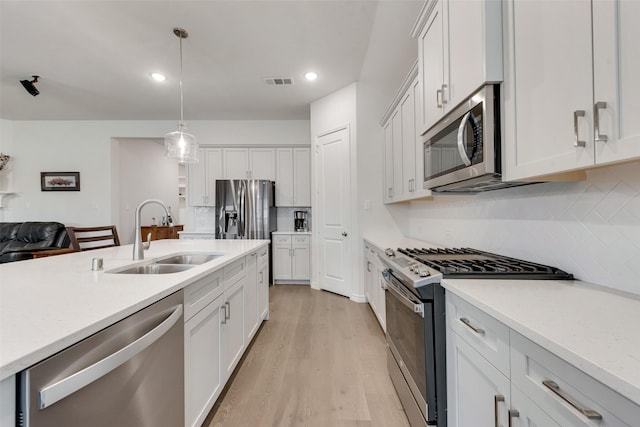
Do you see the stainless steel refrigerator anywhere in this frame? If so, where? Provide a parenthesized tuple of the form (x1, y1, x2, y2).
(215, 179, 276, 239)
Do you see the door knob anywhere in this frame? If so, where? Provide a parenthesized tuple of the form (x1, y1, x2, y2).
(342, 232, 348, 237)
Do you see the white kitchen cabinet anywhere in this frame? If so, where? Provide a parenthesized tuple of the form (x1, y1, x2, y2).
(503, 0, 640, 181)
(223, 147, 276, 181)
(183, 269, 224, 427)
(222, 259, 247, 381)
(447, 292, 640, 427)
(272, 234, 310, 283)
(275, 147, 311, 207)
(510, 386, 561, 427)
(510, 331, 638, 426)
(447, 330, 511, 427)
(412, 0, 503, 135)
(244, 252, 259, 343)
(183, 249, 269, 427)
(184, 293, 224, 427)
(187, 147, 222, 206)
(257, 246, 269, 321)
(381, 65, 430, 204)
(363, 243, 385, 331)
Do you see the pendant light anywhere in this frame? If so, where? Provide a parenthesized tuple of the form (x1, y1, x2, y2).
(165, 27, 199, 163)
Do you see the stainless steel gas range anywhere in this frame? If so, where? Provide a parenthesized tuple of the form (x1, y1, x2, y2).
(379, 247, 573, 427)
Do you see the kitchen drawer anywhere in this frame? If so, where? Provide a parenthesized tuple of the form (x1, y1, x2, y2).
(184, 269, 223, 321)
(446, 293, 510, 377)
(257, 246, 268, 269)
(510, 331, 640, 426)
(223, 258, 246, 288)
(273, 235, 291, 245)
(292, 234, 309, 245)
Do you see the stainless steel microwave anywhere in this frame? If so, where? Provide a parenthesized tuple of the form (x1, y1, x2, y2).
(423, 84, 531, 193)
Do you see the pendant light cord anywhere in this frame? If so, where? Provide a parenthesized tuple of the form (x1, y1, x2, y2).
(179, 33, 184, 126)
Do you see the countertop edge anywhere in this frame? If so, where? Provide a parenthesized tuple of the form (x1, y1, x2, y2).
(0, 240, 269, 381)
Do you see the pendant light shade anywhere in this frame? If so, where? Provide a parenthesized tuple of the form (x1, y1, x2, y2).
(165, 27, 199, 163)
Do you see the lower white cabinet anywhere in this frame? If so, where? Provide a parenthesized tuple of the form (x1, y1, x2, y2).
(221, 263, 246, 381)
(184, 293, 224, 427)
(363, 243, 385, 331)
(447, 293, 640, 427)
(272, 234, 310, 283)
(184, 249, 269, 427)
(447, 329, 510, 427)
(245, 252, 259, 342)
(257, 247, 269, 321)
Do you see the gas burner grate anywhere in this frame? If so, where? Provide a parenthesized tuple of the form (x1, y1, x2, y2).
(397, 247, 573, 280)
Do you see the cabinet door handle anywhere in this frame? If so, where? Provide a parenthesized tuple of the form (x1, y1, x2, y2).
(221, 305, 227, 324)
(460, 317, 485, 335)
(494, 395, 504, 427)
(441, 84, 448, 105)
(436, 89, 443, 108)
(573, 110, 586, 147)
(367, 261, 371, 272)
(542, 380, 602, 420)
(225, 301, 231, 320)
(259, 271, 263, 284)
(594, 101, 608, 142)
(508, 409, 519, 427)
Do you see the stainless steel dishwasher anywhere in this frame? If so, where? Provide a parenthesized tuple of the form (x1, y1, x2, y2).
(17, 290, 184, 427)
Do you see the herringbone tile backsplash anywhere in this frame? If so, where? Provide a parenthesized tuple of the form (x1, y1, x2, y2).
(408, 161, 640, 295)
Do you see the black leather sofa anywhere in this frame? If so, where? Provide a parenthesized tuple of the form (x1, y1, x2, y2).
(0, 222, 71, 263)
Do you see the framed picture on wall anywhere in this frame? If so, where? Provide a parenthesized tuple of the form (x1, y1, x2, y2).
(41, 172, 80, 191)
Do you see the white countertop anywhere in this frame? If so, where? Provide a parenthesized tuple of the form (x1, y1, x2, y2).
(442, 279, 640, 406)
(0, 239, 268, 381)
(363, 234, 640, 406)
(272, 231, 312, 235)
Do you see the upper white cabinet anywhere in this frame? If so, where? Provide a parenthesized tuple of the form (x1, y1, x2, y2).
(187, 147, 222, 206)
(382, 64, 431, 204)
(412, 0, 503, 135)
(503, 0, 640, 181)
(275, 147, 311, 207)
(223, 147, 276, 181)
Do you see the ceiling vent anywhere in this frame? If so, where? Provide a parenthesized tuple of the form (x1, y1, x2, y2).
(264, 77, 294, 86)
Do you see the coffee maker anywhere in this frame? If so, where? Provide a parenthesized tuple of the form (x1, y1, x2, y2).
(294, 211, 308, 232)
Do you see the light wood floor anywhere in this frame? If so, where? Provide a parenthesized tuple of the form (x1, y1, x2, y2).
(205, 285, 410, 427)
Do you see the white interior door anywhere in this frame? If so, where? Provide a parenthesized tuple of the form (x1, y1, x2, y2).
(316, 127, 352, 297)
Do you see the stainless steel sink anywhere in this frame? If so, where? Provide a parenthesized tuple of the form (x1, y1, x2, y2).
(115, 264, 195, 274)
(155, 253, 222, 265)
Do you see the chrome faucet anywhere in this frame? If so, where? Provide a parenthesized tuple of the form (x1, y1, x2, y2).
(133, 199, 171, 260)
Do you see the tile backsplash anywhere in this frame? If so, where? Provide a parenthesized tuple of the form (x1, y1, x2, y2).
(407, 161, 640, 295)
(276, 207, 311, 231)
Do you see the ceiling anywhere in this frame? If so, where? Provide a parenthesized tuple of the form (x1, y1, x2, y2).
(0, 0, 421, 121)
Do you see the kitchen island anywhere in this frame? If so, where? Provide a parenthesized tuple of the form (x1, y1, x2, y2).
(0, 239, 269, 426)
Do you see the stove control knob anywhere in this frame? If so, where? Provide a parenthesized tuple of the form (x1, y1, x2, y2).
(385, 248, 395, 257)
(418, 269, 429, 277)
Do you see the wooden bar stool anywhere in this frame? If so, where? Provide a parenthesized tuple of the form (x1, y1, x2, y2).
(66, 225, 121, 251)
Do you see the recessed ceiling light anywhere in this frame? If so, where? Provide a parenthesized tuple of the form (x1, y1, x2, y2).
(304, 71, 318, 81)
(151, 72, 166, 82)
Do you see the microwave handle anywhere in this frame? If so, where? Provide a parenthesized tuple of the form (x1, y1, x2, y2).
(456, 111, 473, 166)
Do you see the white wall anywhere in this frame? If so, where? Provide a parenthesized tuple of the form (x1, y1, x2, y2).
(354, 0, 424, 296)
(310, 83, 358, 298)
(407, 161, 640, 295)
(117, 138, 179, 244)
(0, 119, 309, 230)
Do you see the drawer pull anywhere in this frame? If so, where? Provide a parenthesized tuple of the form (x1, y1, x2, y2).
(542, 380, 602, 420)
(494, 395, 504, 427)
(460, 317, 485, 335)
(508, 409, 519, 427)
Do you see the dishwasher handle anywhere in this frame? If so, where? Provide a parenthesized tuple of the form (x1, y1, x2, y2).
(38, 304, 183, 409)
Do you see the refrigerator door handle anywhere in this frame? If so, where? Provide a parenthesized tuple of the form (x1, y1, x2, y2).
(38, 304, 183, 409)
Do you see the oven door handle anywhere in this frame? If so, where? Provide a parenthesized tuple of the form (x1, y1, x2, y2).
(382, 269, 424, 318)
